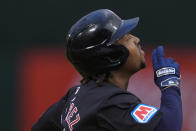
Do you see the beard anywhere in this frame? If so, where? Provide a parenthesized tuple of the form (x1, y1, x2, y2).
(131, 59, 146, 74)
(140, 60, 146, 69)
(138, 48, 146, 69)
(137, 55, 146, 71)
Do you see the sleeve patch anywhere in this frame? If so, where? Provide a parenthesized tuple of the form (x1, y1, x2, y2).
(131, 104, 158, 123)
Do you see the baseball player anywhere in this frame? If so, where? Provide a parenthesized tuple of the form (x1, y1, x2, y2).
(32, 9, 182, 131)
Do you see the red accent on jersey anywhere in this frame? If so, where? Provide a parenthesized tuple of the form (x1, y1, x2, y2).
(66, 103, 74, 123)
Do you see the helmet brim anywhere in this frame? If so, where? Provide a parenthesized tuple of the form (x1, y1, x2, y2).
(108, 17, 139, 45)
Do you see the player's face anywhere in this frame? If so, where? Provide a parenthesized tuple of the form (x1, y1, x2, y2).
(117, 34, 146, 73)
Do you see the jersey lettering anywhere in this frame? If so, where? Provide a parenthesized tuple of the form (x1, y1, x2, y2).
(131, 104, 158, 123)
(65, 103, 80, 131)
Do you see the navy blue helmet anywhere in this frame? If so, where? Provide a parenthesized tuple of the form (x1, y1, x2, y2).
(65, 9, 139, 76)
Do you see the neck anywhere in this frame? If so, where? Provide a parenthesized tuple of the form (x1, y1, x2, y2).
(108, 70, 133, 90)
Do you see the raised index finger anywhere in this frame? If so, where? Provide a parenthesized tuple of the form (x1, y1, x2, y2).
(156, 46, 165, 65)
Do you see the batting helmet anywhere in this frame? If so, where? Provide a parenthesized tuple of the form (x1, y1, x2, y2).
(65, 9, 139, 76)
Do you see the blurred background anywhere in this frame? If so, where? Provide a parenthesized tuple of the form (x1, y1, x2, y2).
(1, 0, 196, 130)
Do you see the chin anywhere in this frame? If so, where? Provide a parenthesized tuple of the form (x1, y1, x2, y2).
(139, 58, 146, 70)
(132, 61, 146, 74)
(140, 62, 146, 69)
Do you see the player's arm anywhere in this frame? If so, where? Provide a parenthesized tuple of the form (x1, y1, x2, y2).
(152, 46, 182, 131)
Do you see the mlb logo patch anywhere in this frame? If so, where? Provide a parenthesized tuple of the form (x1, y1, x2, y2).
(131, 104, 158, 123)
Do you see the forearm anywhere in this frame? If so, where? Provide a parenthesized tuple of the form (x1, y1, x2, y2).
(155, 87, 182, 131)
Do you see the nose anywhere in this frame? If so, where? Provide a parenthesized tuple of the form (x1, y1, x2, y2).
(135, 36, 140, 44)
(127, 34, 140, 43)
(132, 35, 140, 45)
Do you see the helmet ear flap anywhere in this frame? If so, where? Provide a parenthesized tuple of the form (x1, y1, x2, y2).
(105, 44, 129, 67)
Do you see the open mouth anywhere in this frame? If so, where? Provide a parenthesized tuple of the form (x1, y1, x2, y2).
(138, 44, 145, 56)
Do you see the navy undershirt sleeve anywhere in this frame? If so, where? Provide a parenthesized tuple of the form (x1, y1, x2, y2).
(155, 87, 182, 131)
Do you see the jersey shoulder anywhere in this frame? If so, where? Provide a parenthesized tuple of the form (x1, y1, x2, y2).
(32, 86, 80, 131)
(101, 81, 141, 105)
(31, 100, 64, 131)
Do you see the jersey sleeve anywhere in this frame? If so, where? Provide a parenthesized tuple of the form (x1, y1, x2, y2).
(31, 102, 62, 131)
(96, 93, 162, 131)
(31, 87, 75, 131)
(31, 86, 80, 131)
